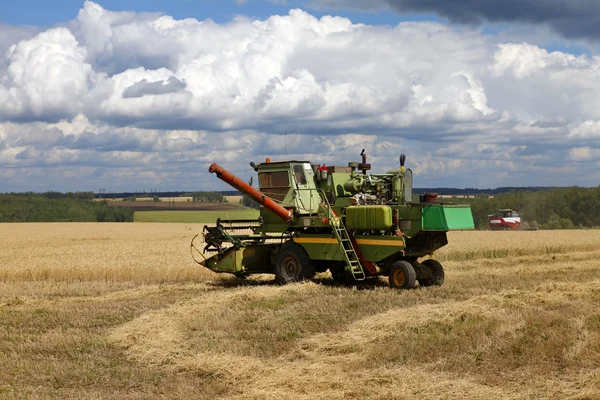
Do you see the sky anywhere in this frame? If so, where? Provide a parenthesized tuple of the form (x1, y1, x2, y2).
(1, 0, 600, 192)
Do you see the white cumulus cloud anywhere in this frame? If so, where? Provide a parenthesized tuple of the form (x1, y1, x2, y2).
(1, 27, 93, 120)
(0, 1, 600, 191)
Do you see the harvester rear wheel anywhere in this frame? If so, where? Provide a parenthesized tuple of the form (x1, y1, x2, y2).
(388, 261, 416, 289)
(419, 259, 445, 287)
(275, 243, 315, 285)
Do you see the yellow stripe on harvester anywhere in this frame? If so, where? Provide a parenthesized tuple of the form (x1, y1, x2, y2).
(293, 237, 404, 247)
(356, 239, 405, 247)
(293, 237, 337, 244)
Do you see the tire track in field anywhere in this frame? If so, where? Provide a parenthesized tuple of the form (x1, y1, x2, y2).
(108, 282, 600, 399)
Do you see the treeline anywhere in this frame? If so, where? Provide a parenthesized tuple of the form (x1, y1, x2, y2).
(95, 190, 240, 199)
(190, 191, 225, 202)
(416, 186, 557, 196)
(453, 187, 600, 229)
(0, 194, 133, 222)
(12, 191, 96, 200)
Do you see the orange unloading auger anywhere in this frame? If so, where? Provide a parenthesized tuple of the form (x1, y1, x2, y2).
(208, 163, 293, 223)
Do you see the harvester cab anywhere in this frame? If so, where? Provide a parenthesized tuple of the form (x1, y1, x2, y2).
(191, 150, 475, 289)
(253, 160, 320, 217)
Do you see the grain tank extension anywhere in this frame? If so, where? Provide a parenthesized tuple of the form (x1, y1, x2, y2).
(191, 151, 475, 289)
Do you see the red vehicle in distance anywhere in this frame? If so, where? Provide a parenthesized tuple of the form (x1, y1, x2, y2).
(488, 209, 521, 230)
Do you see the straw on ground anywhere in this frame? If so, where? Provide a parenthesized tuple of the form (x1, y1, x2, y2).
(1, 224, 599, 399)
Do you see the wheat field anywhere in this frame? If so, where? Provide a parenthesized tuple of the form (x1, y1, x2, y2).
(1, 223, 600, 399)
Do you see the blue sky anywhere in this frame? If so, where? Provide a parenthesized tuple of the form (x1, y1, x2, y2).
(1, 0, 587, 57)
(1, 0, 437, 27)
(2, 0, 275, 25)
(1, 0, 600, 192)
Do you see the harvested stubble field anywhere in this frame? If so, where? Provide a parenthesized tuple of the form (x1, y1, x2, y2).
(1, 224, 600, 399)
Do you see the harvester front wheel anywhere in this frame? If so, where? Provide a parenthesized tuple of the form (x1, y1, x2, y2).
(388, 261, 416, 289)
(419, 259, 445, 287)
(275, 243, 315, 285)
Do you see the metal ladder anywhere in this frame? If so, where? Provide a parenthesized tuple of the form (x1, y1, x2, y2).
(329, 209, 366, 281)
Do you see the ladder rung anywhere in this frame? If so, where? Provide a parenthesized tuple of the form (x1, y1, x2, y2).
(329, 213, 365, 281)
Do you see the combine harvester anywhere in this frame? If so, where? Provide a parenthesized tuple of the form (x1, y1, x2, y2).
(191, 151, 474, 289)
(488, 209, 521, 230)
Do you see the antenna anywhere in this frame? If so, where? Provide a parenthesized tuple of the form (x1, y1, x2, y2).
(285, 130, 287, 158)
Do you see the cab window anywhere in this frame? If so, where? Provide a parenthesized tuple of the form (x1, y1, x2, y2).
(258, 171, 290, 201)
(293, 165, 307, 185)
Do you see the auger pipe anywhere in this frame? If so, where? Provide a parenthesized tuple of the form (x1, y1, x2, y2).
(208, 163, 293, 223)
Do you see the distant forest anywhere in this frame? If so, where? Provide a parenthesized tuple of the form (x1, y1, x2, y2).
(0, 192, 133, 222)
(95, 190, 240, 199)
(3, 187, 600, 229)
(451, 187, 600, 230)
(94, 188, 555, 199)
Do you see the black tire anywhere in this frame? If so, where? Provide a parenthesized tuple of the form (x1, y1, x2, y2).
(329, 263, 348, 281)
(419, 259, 445, 287)
(275, 243, 315, 285)
(388, 260, 417, 289)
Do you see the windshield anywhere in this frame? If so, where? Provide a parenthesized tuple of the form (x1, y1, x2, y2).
(258, 171, 290, 202)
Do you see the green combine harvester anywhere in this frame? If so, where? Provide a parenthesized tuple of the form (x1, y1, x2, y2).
(191, 150, 474, 289)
